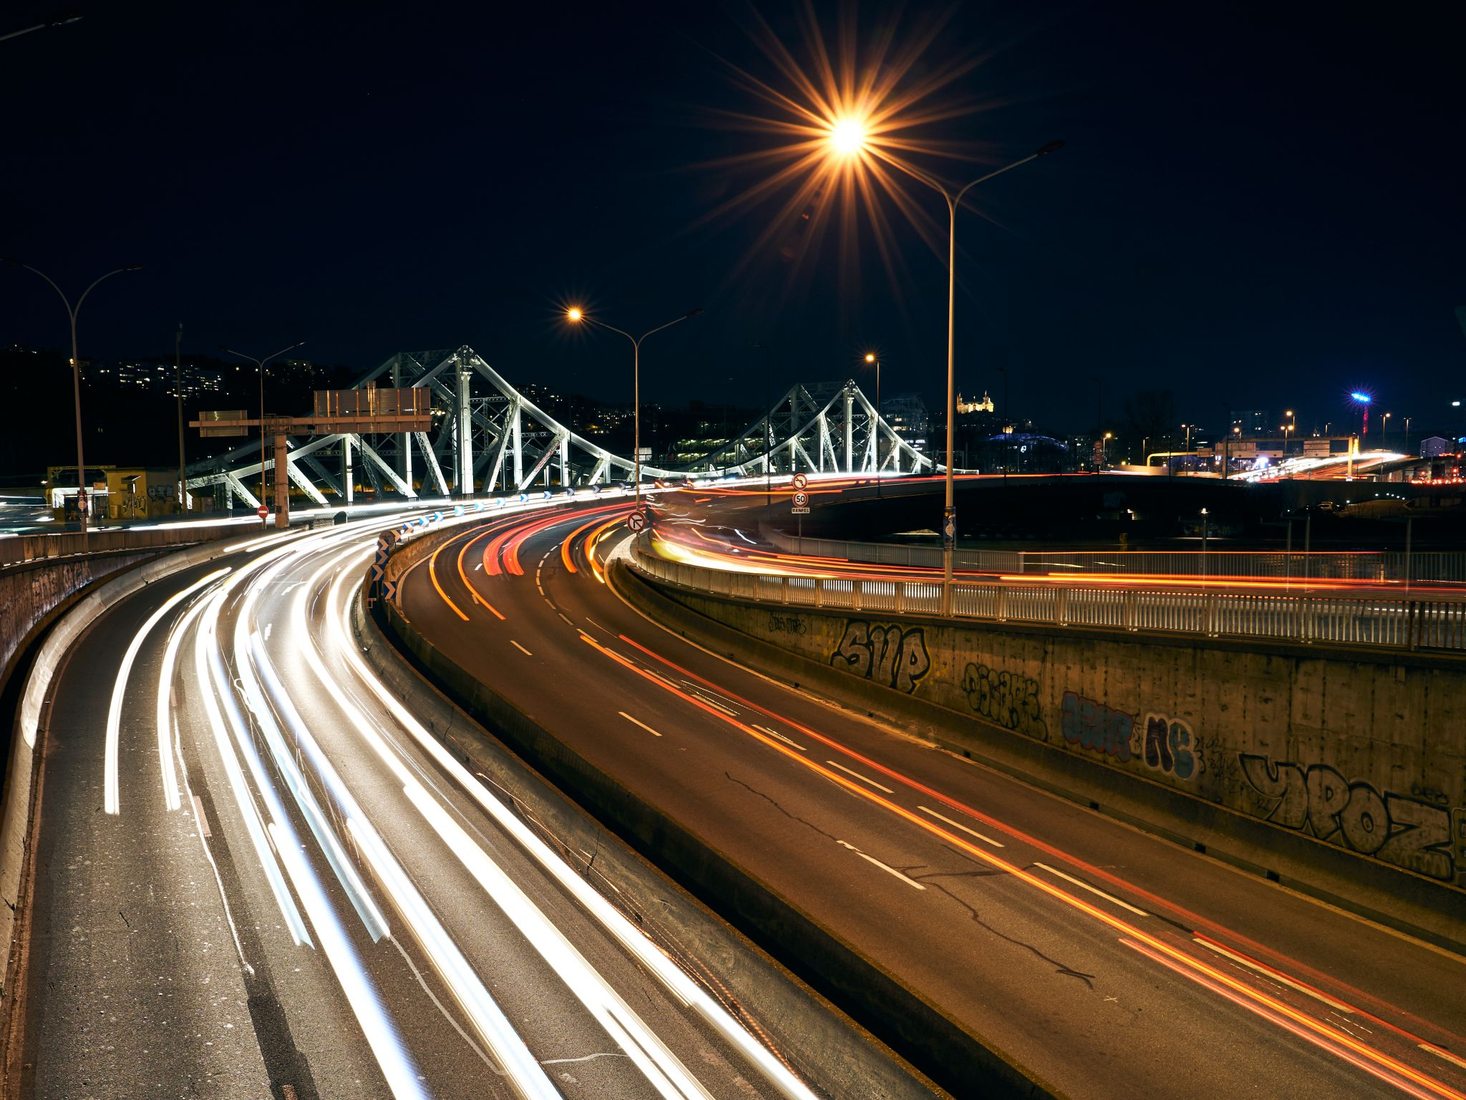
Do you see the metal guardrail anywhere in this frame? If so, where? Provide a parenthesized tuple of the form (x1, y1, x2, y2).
(0, 526, 236, 567)
(766, 530, 1466, 586)
(632, 544, 1466, 653)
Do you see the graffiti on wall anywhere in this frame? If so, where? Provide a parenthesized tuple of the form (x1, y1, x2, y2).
(964, 663, 1047, 740)
(830, 620, 930, 694)
(767, 613, 808, 635)
(1058, 694, 1203, 781)
(1238, 753, 1457, 883)
(1060, 692, 1134, 761)
(1140, 713, 1200, 781)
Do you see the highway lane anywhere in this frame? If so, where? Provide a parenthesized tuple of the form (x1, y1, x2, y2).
(399, 501, 1466, 1098)
(17, 518, 852, 1098)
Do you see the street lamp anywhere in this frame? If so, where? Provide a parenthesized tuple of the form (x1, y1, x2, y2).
(827, 129, 1063, 613)
(566, 306, 701, 510)
(224, 341, 306, 524)
(863, 350, 881, 494)
(1350, 391, 1372, 444)
(2, 259, 142, 536)
(1382, 412, 1392, 451)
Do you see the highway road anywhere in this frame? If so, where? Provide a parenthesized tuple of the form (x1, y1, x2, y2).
(14, 518, 872, 1099)
(394, 492, 1466, 1098)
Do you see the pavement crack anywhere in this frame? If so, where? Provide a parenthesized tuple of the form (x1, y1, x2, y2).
(920, 874, 1097, 990)
(726, 772, 840, 843)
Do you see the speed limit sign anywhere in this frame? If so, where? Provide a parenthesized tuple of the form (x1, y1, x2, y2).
(792, 490, 809, 507)
(791, 472, 809, 491)
(627, 510, 647, 532)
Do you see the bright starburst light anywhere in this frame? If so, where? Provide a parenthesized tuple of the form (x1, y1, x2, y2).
(701, 4, 1010, 293)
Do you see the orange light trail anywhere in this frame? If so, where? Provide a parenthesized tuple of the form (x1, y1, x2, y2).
(583, 630, 1463, 1096)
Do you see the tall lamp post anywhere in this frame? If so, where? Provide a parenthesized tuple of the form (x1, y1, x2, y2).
(224, 341, 305, 523)
(2, 260, 142, 535)
(863, 351, 882, 494)
(827, 135, 1063, 614)
(566, 306, 700, 510)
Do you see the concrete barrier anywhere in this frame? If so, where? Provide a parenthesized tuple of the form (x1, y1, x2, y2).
(371, 561, 1050, 1097)
(623, 568, 1466, 953)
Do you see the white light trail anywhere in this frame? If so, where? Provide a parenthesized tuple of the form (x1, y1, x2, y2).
(321, 543, 820, 1100)
(105, 566, 230, 815)
(154, 576, 229, 812)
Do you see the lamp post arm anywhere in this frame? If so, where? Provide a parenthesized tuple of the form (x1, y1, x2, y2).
(74, 265, 143, 320)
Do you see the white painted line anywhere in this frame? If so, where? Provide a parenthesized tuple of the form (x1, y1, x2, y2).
(510, 640, 533, 656)
(838, 841, 924, 891)
(825, 760, 893, 794)
(1420, 1043, 1466, 1072)
(1034, 862, 1151, 917)
(918, 805, 1005, 848)
(1195, 938, 1354, 1012)
(191, 794, 211, 838)
(753, 724, 806, 752)
(556, 612, 574, 627)
(618, 712, 663, 738)
(690, 690, 737, 716)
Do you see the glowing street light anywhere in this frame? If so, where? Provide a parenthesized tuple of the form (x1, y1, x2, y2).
(2, 259, 142, 536)
(566, 306, 701, 510)
(828, 116, 870, 158)
(826, 136, 1064, 613)
(1350, 390, 1372, 444)
(863, 350, 882, 494)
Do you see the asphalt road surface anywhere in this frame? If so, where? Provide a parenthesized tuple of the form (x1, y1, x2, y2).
(16, 518, 868, 1099)
(395, 495, 1466, 1099)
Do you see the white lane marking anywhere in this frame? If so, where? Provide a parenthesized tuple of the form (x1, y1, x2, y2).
(1420, 1044, 1466, 1072)
(1034, 862, 1150, 917)
(918, 805, 1005, 848)
(1194, 937, 1354, 1012)
(752, 724, 805, 752)
(825, 759, 893, 794)
(837, 841, 925, 891)
(556, 612, 574, 627)
(619, 712, 663, 737)
(510, 640, 533, 656)
(689, 690, 737, 716)
(105, 567, 229, 815)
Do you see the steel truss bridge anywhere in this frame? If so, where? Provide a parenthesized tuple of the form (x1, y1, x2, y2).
(185, 346, 933, 510)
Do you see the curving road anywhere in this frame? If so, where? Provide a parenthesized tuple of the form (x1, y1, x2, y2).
(394, 493, 1466, 1099)
(16, 516, 874, 1099)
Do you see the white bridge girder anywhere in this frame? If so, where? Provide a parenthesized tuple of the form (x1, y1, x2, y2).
(183, 347, 931, 511)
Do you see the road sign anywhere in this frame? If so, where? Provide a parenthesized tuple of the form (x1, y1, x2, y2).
(627, 510, 647, 533)
(943, 507, 957, 547)
(792, 490, 809, 507)
(791, 473, 808, 491)
(257, 504, 269, 519)
(791, 506, 811, 515)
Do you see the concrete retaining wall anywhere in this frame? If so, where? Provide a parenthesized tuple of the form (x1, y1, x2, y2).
(635, 574, 1466, 948)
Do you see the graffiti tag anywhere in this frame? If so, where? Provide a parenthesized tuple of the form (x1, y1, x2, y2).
(1238, 754, 1456, 882)
(1060, 692, 1134, 761)
(1140, 712, 1200, 781)
(767, 613, 808, 635)
(830, 621, 930, 694)
(963, 663, 1047, 740)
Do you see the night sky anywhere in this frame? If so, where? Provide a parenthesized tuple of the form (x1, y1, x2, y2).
(3, 1, 1463, 438)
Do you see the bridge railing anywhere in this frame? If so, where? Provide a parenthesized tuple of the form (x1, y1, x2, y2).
(630, 542, 1466, 653)
(765, 530, 1466, 586)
